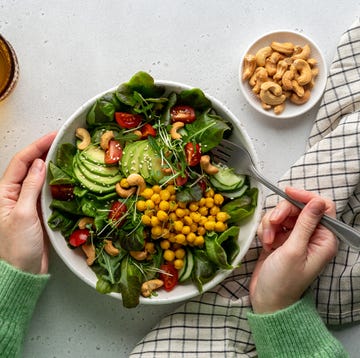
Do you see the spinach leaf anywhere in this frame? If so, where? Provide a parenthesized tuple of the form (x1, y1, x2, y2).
(159, 91, 177, 125)
(55, 143, 77, 177)
(222, 188, 259, 224)
(177, 88, 212, 111)
(47, 210, 77, 237)
(87, 92, 124, 126)
(205, 226, 240, 269)
(176, 183, 203, 203)
(48, 161, 75, 185)
(118, 256, 142, 308)
(191, 250, 217, 293)
(50, 198, 83, 216)
(119, 227, 145, 251)
(116, 71, 165, 106)
(184, 109, 231, 152)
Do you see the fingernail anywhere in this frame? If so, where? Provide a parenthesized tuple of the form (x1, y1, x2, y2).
(269, 208, 280, 221)
(262, 228, 272, 243)
(30, 159, 44, 174)
(308, 200, 325, 216)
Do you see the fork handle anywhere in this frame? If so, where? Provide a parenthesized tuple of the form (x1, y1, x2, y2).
(252, 168, 360, 249)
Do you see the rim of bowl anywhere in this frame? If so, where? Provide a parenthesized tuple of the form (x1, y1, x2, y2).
(41, 80, 264, 305)
(238, 29, 328, 119)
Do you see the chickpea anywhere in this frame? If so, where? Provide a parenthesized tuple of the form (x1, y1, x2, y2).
(160, 189, 171, 201)
(163, 249, 175, 261)
(136, 200, 147, 212)
(214, 221, 226, 232)
(160, 240, 171, 250)
(174, 259, 184, 270)
(194, 235, 204, 246)
(175, 248, 186, 259)
(141, 188, 154, 199)
(159, 200, 170, 211)
(181, 226, 191, 235)
(214, 193, 224, 206)
(152, 185, 161, 193)
(141, 214, 151, 226)
(157, 210, 168, 222)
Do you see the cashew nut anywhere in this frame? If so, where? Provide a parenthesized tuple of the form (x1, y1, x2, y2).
(293, 59, 312, 86)
(307, 58, 318, 67)
(291, 80, 305, 98)
(273, 102, 286, 115)
(282, 66, 296, 91)
(259, 82, 286, 106)
(115, 182, 136, 198)
(100, 130, 115, 150)
(290, 89, 311, 105)
(200, 155, 219, 175)
(104, 240, 120, 256)
(264, 52, 282, 77)
(75, 128, 91, 150)
(251, 67, 269, 94)
(78, 217, 94, 229)
(141, 279, 164, 298)
(255, 46, 273, 67)
(270, 41, 294, 56)
(273, 59, 290, 81)
(81, 243, 96, 266)
(127, 174, 146, 194)
(292, 44, 311, 60)
(116, 174, 146, 198)
(130, 250, 148, 261)
(242, 54, 257, 80)
(170, 121, 185, 140)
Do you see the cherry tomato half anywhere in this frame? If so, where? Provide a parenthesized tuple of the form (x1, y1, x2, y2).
(170, 105, 196, 124)
(184, 142, 201, 166)
(140, 123, 156, 139)
(69, 228, 90, 247)
(159, 263, 179, 291)
(50, 184, 75, 201)
(108, 201, 127, 227)
(175, 173, 188, 186)
(115, 112, 142, 129)
(105, 140, 123, 164)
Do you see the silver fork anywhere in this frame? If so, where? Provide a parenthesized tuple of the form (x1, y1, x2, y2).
(211, 139, 360, 249)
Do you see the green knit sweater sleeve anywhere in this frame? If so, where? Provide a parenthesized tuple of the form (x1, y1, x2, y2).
(247, 294, 349, 358)
(0, 260, 49, 358)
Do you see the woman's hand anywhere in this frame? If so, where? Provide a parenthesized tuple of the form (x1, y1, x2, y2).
(249, 187, 338, 314)
(0, 132, 56, 274)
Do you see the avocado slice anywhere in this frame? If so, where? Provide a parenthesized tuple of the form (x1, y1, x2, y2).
(75, 156, 122, 186)
(77, 153, 120, 177)
(73, 162, 115, 194)
(81, 145, 107, 164)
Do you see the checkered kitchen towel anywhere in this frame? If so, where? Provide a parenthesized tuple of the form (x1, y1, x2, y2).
(130, 18, 360, 357)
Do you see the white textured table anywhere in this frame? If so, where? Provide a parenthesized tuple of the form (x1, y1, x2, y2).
(0, 1, 359, 356)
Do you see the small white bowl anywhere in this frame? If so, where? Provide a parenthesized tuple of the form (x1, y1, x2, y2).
(41, 80, 263, 305)
(239, 30, 327, 119)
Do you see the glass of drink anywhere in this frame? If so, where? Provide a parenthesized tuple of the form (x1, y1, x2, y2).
(0, 35, 19, 101)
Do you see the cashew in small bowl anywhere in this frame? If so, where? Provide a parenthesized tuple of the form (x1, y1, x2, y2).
(293, 59, 312, 86)
(75, 128, 91, 150)
(260, 81, 286, 106)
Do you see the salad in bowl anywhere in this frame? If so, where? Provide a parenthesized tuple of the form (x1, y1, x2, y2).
(42, 72, 261, 308)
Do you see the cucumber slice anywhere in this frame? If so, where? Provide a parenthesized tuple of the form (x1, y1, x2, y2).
(209, 165, 245, 192)
(221, 185, 248, 199)
(178, 249, 194, 283)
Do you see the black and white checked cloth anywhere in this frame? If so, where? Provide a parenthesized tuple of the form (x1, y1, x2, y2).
(130, 18, 360, 357)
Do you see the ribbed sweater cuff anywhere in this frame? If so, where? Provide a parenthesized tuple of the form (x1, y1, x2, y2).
(0, 260, 49, 321)
(247, 294, 349, 357)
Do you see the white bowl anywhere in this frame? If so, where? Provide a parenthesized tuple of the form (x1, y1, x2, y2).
(239, 30, 327, 119)
(41, 80, 263, 305)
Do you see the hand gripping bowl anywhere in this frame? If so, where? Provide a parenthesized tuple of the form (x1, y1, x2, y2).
(41, 77, 263, 306)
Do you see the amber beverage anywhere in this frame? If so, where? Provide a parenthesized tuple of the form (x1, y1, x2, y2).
(0, 35, 19, 101)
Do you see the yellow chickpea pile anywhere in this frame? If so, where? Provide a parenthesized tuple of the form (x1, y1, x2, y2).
(135, 184, 230, 270)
